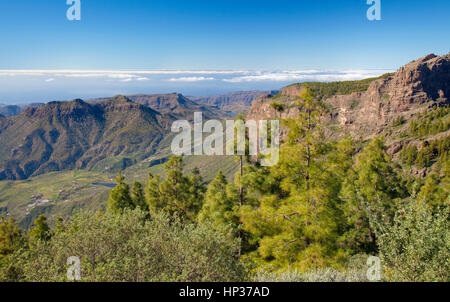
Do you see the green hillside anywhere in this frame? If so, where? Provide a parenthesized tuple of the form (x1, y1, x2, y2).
(0, 155, 238, 229)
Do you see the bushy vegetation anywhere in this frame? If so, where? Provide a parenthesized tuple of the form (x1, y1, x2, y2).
(0, 209, 247, 282)
(368, 200, 449, 282)
(392, 116, 406, 127)
(254, 268, 368, 282)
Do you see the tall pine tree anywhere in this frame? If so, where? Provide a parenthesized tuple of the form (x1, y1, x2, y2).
(131, 181, 148, 211)
(339, 137, 407, 255)
(0, 217, 24, 256)
(198, 171, 239, 233)
(28, 215, 51, 245)
(241, 86, 347, 271)
(146, 156, 205, 221)
(107, 171, 133, 214)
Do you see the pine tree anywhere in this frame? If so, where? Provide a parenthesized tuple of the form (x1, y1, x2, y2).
(0, 217, 24, 256)
(241, 86, 347, 271)
(147, 156, 205, 221)
(158, 156, 190, 217)
(401, 145, 418, 165)
(354, 137, 406, 213)
(145, 172, 162, 212)
(187, 167, 206, 211)
(230, 114, 261, 256)
(107, 171, 133, 214)
(54, 217, 66, 234)
(28, 215, 51, 244)
(271, 101, 285, 119)
(234, 114, 248, 211)
(418, 157, 450, 208)
(198, 171, 239, 233)
(131, 181, 148, 211)
(339, 137, 407, 255)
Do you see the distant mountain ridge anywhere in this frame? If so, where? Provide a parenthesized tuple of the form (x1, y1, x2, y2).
(1, 90, 267, 118)
(0, 91, 242, 180)
(88, 93, 230, 120)
(0, 96, 172, 180)
(190, 90, 277, 114)
(0, 105, 21, 117)
(0, 103, 45, 117)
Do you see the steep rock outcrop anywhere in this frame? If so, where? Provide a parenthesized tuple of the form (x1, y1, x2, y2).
(247, 53, 450, 140)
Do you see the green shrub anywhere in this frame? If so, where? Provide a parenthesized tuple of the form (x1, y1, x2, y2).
(254, 268, 368, 282)
(368, 201, 449, 282)
(400, 145, 418, 165)
(392, 116, 405, 127)
(1, 209, 248, 282)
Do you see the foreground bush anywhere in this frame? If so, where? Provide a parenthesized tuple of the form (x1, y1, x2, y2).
(253, 254, 382, 282)
(1, 209, 247, 282)
(369, 201, 449, 282)
(254, 268, 368, 282)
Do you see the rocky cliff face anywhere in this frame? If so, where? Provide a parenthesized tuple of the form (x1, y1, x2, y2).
(247, 53, 450, 140)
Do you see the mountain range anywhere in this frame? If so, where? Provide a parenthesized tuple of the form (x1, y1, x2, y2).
(0, 90, 268, 181)
(0, 96, 173, 180)
(189, 90, 275, 114)
(0, 90, 261, 118)
(0, 103, 45, 117)
(88, 93, 231, 121)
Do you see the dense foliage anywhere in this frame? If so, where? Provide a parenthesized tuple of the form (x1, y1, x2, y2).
(408, 106, 450, 137)
(0, 209, 247, 282)
(400, 136, 450, 168)
(368, 200, 449, 282)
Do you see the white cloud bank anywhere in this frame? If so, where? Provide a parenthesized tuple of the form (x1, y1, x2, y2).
(0, 69, 393, 84)
(168, 76, 215, 82)
(0, 69, 396, 104)
(222, 70, 394, 83)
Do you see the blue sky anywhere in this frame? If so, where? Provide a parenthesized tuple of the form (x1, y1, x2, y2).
(0, 0, 449, 103)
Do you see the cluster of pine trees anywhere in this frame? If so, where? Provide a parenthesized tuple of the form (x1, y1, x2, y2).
(106, 158, 208, 222)
(400, 136, 450, 168)
(408, 105, 450, 137)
